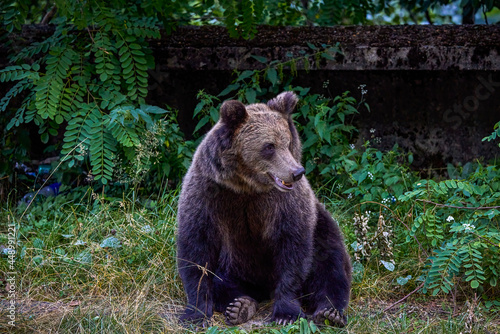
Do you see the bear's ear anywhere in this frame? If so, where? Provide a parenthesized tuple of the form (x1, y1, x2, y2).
(267, 91, 298, 115)
(220, 100, 247, 130)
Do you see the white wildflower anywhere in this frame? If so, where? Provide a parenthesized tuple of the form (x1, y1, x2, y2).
(462, 223, 475, 232)
(358, 84, 368, 95)
(446, 216, 455, 222)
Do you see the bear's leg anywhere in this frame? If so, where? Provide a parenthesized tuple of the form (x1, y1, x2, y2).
(213, 273, 259, 325)
(177, 213, 221, 325)
(303, 204, 352, 327)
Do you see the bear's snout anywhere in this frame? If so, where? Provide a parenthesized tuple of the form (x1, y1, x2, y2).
(292, 167, 305, 182)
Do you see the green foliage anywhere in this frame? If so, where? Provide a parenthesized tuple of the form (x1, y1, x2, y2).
(2, 0, 500, 190)
(0, 1, 197, 187)
(399, 164, 500, 294)
(295, 90, 358, 181)
(483, 121, 500, 147)
(342, 143, 416, 204)
(4, 0, 499, 44)
(311, 0, 375, 25)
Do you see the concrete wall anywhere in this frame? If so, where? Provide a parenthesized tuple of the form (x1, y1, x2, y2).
(2, 25, 499, 170)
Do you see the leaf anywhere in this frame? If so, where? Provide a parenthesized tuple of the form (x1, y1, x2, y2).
(470, 280, 479, 289)
(307, 42, 317, 50)
(194, 101, 205, 117)
(194, 116, 210, 133)
(41, 132, 49, 144)
(380, 260, 395, 272)
(321, 52, 335, 60)
(75, 250, 92, 264)
(267, 68, 278, 86)
(251, 55, 268, 63)
(88, 109, 116, 183)
(237, 70, 254, 81)
(396, 275, 412, 286)
(302, 134, 318, 149)
(245, 89, 256, 104)
(351, 241, 363, 252)
(141, 104, 168, 114)
(100, 236, 121, 249)
(55, 114, 64, 124)
(218, 83, 239, 97)
(353, 171, 368, 184)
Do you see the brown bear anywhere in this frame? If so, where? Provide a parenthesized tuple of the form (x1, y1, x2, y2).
(177, 91, 352, 327)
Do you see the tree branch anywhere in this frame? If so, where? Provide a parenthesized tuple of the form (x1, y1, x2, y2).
(383, 281, 425, 312)
(416, 199, 500, 210)
(41, 6, 57, 25)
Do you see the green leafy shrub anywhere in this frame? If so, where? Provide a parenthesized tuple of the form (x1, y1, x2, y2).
(342, 143, 416, 204)
(294, 90, 359, 183)
(399, 163, 500, 294)
(483, 121, 500, 148)
(0, 4, 197, 188)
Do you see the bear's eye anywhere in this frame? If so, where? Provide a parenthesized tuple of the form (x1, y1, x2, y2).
(261, 143, 275, 159)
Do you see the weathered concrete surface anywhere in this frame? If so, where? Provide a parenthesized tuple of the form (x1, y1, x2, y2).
(155, 25, 500, 71)
(149, 25, 500, 170)
(1, 25, 499, 170)
(3, 25, 500, 71)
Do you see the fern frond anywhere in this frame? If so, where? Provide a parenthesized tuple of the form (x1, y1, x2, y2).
(240, 0, 258, 39)
(6, 104, 27, 130)
(463, 243, 486, 289)
(105, 106, 141, 147)
(115, 35, 150, 102)
(221, 0, 239, 38)
(61, 103, 95, 166)
(426, 244, 463, 295)
(10, 26, 68, 63)
(127, 16, 161, 39)
(34, 47, 77, 120)
(0, 65, 38, 82)
(0, 78, 31, 113)
(93, 31, 121, 92)
(88, 108, 116, 184)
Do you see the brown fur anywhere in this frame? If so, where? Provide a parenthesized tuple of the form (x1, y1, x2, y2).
(177, 92, 351, 327)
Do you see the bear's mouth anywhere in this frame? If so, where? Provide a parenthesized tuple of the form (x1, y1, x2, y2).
(268, 173, 293, 191)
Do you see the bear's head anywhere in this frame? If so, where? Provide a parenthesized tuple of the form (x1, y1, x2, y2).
(216, 91, 305, 193)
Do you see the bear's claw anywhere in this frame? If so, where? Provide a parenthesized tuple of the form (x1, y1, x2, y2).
(274, 316, 295, 325)
(224, 296, 258, 325)
(313, 307, 346, 327)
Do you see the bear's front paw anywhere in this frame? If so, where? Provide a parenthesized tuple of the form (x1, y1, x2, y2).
(224, 296, 258, 325)
(179, 309, 210, 327)
(271, 303, 304, 325)
(313, 307, 346, 327)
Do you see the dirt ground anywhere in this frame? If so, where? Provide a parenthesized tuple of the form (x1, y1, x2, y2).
(1, 296, 499, 332)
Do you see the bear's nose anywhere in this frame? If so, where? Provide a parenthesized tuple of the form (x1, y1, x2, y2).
(292, 167, 305, 181)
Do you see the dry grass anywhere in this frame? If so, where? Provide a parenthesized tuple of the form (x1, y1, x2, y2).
(0, 190, 499, 333)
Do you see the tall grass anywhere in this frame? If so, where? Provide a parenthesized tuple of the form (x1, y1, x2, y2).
(0, 187, 498, 333)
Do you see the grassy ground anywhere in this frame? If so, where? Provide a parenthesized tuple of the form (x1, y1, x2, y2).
(0, 188, 498, 333)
